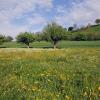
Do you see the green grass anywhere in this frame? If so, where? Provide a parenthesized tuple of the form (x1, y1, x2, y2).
(0, 48, 100, 100)
(58, 41, 100, 48)
(0, 41, 100, 48)
(73, 25, 100, 34)
(82, 25, 100, 33)
(0, 41, 52, 48)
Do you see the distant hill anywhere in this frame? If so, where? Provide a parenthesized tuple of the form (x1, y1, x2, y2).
(78, 25, 100, 33)
(69, 25, 100, 41)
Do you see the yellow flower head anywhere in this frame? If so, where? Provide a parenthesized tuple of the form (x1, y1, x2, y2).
(98, 86, 100, 91)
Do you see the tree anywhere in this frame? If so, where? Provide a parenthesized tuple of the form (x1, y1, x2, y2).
(95, 19, 100, 25)
(42, 22, 66, 48)
(16, 32, 35, 48)
(35, 32, 43, 42)
(68, 27, 74, 31)
(5, 36, 13, 42)
(0, 35, 6, 45)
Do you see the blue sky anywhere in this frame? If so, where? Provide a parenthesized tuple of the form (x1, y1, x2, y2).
(0, 0, 100, 38)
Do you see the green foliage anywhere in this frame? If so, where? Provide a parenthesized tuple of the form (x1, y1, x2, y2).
(5, 36, 13, 42)
(0, 35, 6, 45)
(66, 25, 100, 41)
(16, 32, 35, 48)
(41, 24, 100, 42)
(68, 26, 74, 31)
(42, 22, 66, 48)
(95, 19, 100, 25)
(34, 32, 43, 42)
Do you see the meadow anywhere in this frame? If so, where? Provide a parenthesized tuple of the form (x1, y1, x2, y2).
(0, 48, 100, 100)
(0, 41, 100, 48)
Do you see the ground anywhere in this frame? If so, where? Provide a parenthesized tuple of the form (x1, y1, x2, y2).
(0, 48, 100, 100)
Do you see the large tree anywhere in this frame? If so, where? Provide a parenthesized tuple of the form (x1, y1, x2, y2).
(16, 32, 35, 48)
(95, 19, 100, 25)
(42, 22, 66, 48)
(0, 35, 6, 45)
(35, 32, 43, 42)
(5, 36, 13, 42)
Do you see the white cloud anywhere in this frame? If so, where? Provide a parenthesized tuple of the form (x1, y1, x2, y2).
(0, 0, 53, 37)
(0, 0, 53, 21)
(0, 21, 29, 37)
(55, 0, 100, 27)
(0, 15, 47, 38)
(27, 14, 47, 25)
(0, 0, 100, 38)
(56, 6, 66, 13)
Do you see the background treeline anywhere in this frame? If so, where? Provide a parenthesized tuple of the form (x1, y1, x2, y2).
(0, 19, 100, 48)
(65, 25, 100, 41)
(0, 35, 13, 44)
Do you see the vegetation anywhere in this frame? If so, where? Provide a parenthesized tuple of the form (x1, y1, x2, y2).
(0, 41, 100, 48)
(0, 35, 13, 46)
(95, 19, 100, 25)
(0, 48, 100, 100)
(0, 35, 5, 45)
(42, 22, 66, 48)
(68, 26, 74, 31)
(35, 32, 43, 42)
(66, 25, 100, 41)
(0, 19, 100, 49)
(16, 32, 35, 48)
(5, 36, 13, 42)
(0, 19, 100, 100)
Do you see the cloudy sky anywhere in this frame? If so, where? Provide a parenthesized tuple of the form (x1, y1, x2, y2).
(0, 0, 100, 38)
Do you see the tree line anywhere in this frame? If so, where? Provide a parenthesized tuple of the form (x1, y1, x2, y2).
(0, 35, 13, 44)
(0, 19, 100, 48)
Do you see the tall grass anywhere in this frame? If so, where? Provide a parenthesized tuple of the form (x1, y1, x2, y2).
(0, 48, 100, 100)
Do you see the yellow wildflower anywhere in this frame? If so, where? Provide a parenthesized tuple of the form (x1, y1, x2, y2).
(65, 95, 72, 100)
(98, 86, 100, 91)
(40, 74, 45, 76)
(60, 74, 66, 80)
(32, 86, 38, 91)
(47, 79, 52, 83)
(83, 92, 87, 96)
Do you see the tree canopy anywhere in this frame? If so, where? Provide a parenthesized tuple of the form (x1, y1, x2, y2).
(42, 22, 66, 48)
(5, 36, 13, 42)
(0, 35, 6, 45)
(95, 19, 100, 25)
(16, 32, 35, 48)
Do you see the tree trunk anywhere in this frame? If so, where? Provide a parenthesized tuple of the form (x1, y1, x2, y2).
(26, 43, 30, 48)
(53, 41, 57, 49)
(54, 44, 56, 49)
(27, 45, 30, 48)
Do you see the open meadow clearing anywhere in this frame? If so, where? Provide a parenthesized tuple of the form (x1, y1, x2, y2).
(0, 48, 100, 100)
(0, 41, 100, 48)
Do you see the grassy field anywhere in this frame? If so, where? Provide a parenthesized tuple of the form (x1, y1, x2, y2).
(0, 41, 100, 48)
(0, 48, 100, 100)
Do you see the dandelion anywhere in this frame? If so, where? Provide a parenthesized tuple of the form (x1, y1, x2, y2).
(56, 94, 59, 97)
(47, 79, 52, 83)
(34, 81, 39, 84)
(60, 74, 66, 80)
(65, 95, 71, 100)
(83, 92, 87, 96)
(98, 86, 100, 91)
(32, 85, 38, 91)
(38, 89, 41, 92)
(40, 74, 45, 76)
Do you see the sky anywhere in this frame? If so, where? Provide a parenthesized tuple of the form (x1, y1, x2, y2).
(0, 0, 100, 38)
